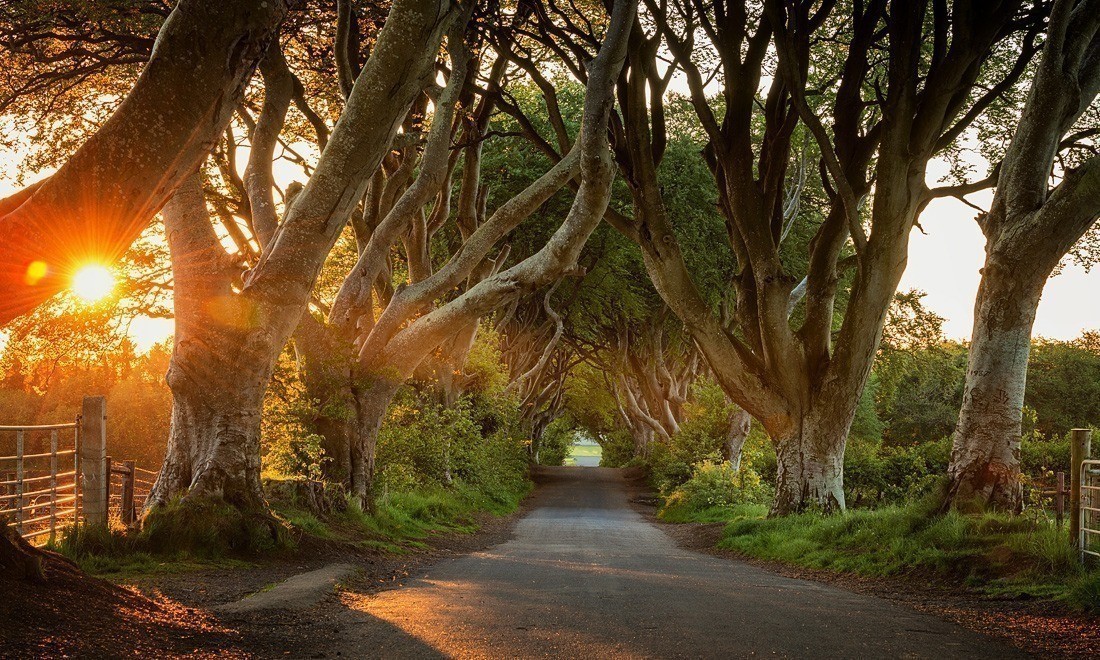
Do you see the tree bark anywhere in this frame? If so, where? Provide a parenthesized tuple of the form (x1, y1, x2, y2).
(726, 408, 752, 471)
(147, 174, 270, 512)
(145, 0, 458, 517)
(945, 265, 1043, 511)
(294, 315, 356, 484)
(350, 376, 402, 508)
(770, 404, 850, 515)
(1, 521, 45, 581)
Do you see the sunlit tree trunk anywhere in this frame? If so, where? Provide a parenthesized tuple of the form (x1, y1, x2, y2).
(148, 174, 270, 512)
(946, 262, 1046, 510)
(145, 0, 457, 520)
(945, 0, 1100, 511)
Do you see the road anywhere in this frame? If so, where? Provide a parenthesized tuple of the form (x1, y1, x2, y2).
(332, 467, 1026, 658)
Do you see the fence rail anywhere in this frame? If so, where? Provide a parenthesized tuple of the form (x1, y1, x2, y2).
(1080, 458, 1100, 560)
(0, 420, 81, 546)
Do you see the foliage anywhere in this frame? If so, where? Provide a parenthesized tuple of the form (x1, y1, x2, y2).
(1026, 336, 1100, 438)
(627, 378, 777, 497)
(660, 460, 771, 522)
(375, 390, 528, 498)
(843, 437, 951, 507)
(537, 416, 576, 467)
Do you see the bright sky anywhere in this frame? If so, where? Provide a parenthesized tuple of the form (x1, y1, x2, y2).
(906, 160, 1100, 340)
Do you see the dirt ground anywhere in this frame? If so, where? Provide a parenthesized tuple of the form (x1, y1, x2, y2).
(0, 496, 530, 658)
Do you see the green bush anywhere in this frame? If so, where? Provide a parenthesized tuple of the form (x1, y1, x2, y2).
(844, 437, 950, 507)
(536, 416, 575, 466)
(661, 460, 771, 521)
(374, 388, 529, 498)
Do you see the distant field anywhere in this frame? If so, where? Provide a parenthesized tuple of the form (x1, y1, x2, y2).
(565, 443, 602, 467)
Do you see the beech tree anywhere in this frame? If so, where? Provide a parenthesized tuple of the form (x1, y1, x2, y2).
(145, 0, 635, 517)
(323, 0, 635, 504)
(524, 0, 1046, 514)
(145, 0, 461, 517)
(945, 0, 1100, 510)
(0, 0, 289, 580)
(497, 289, 578, 463)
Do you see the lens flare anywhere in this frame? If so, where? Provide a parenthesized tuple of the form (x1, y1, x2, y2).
(72, 264, 116, 303)
(24, 260, 48, 285)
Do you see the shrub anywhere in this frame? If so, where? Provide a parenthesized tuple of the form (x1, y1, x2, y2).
(661, 460, 771, 521)
(843, 436, 950, 507)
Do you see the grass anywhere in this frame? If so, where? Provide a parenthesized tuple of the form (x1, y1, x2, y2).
(659, 497, 1100, 614)
(315, 479, 530, 552)
(48, 521, 258, 577)
(54, 478, 530, 577)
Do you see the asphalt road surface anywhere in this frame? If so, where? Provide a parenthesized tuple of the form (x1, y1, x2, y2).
(334, 467, 1026, 658)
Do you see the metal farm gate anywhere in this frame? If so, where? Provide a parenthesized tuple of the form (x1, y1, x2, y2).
(1079, 457, 1100, 561)
(0, 420, 81, 546)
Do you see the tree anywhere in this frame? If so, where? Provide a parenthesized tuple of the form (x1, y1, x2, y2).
(946, 0, 1100, 510)
(0, 0, 285, 583)
(330, 0, 636, 503)
(146, 0, 460, 518)
(568, 0, 1043, 514)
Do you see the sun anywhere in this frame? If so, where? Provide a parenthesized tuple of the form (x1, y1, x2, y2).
(71, 264, 116, 304)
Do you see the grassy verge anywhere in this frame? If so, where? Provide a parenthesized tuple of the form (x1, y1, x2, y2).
(53, 479, 530, 577)
(274, 479, 530, 554)
(659, 499, 1100, 614)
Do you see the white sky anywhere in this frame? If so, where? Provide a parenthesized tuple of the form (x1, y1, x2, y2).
(906, 160, 1099, 340)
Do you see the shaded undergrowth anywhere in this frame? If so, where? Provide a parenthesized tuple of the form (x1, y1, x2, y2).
(274, 479, 530, 554)
(51, 478, 529, 577)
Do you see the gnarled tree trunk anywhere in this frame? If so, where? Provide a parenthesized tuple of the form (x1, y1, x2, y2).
(147, 174, 271, 512)
(146, 0, 458, 521)
(770, 411, 847, 516)
(1, 521, 44, 581)
(350, 376, 402, 507)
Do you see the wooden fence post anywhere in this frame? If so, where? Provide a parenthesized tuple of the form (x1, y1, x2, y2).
(80, 396, 108, 527)
(122, 460, 135, 525)
(1070, 429, 1092, 562)
(50, 429, 58, 538)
